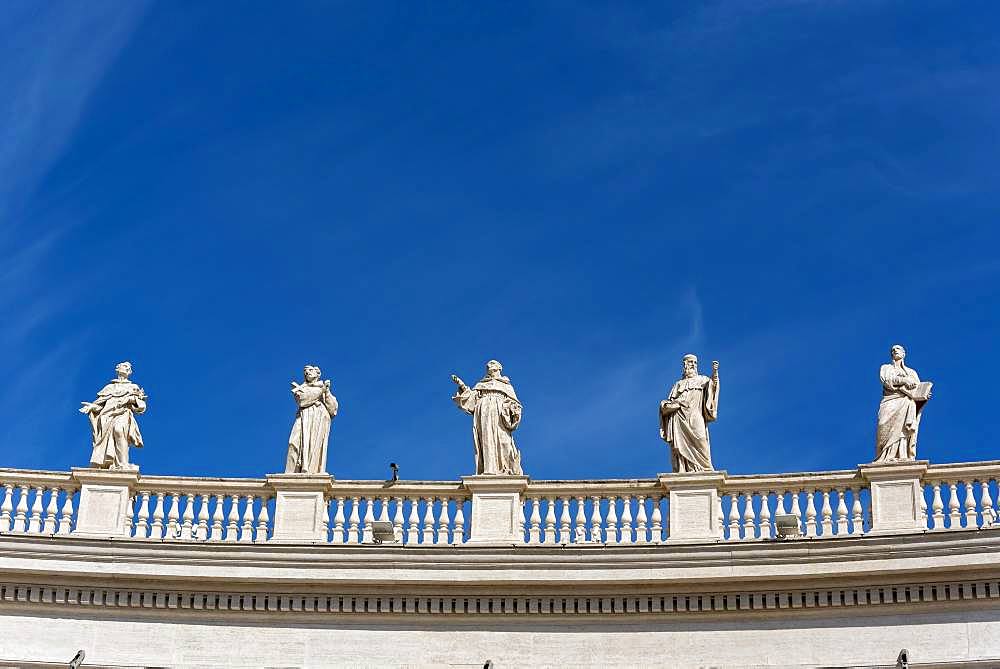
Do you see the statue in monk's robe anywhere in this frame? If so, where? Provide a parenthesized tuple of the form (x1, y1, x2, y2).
(451, 360, 524, 476)
(285, 365, 339, 474)
(875, 344, 932, 463)
(659, 354, 720, 472)
(80, 361, 147, 470)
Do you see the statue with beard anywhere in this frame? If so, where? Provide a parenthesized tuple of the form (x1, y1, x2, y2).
(659, 354, 720, 472)
(451, 359, 524, 476)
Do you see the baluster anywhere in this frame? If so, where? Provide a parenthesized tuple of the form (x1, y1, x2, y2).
(742, 492, 755, 539)
(124, 494, 135, 536)
(210, 495, 225, 541)
(820, 490, 833, 536)
(134, 492, 150, 538)
(26, 487, 44, 534)
(804, 491, 817, 537)
(365, 498, 378, 544)
(620, 497, 634, 544)
(256, 497, 270, 542)
(58, 489, 74, 534)
(759, 491, 772, 539)
(981, 481, 995, 527)
(453, 499, 466, 544)
(589, 496, 603, 543)
(222, 494, 237, 542)
(347, 496, 361, 544)
(931, 483, 944, 528)
(919, 484, 928, 526)
(166, 493, 180, 538)
(715, 494, 722, 538)
(635, 495, 648, 544)
(775, 491, 786, 516)
(727, 493, 741, 539)
(406, 497, 420, 544)
(965, 482, 978, 527)
(544, 497, 557, 545)
(195, 494, 210, 540)
(851, 488, 864, 535)
(605, 496, 619, 544)
(0, 484, 13, 532)
(650, 495, 663, 543)
(392, 497, 404, 542)
(179, 494, 194, 540)
(422, 498, 435, 545)
(574, 496, 587, 543)
(378, 495, 390, 523)
(240, 495, 255, 543)
(518, 498, 526, 542)
(527, 497, 541, 544)
(437, 498, 451, 545)
(948, 482, 961, 528)
(43, 488, 60, 534)
(835, 489, 849, 535)
(150, 493, 165, 538)
(12, 485, 29, 533)
(559, 497, 572, 543)
(788, 490, 806, 533)
(329, 496, 344, 544)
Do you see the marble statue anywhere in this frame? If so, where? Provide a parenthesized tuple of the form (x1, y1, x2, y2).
(659, 354, 720, 472)
(285, 365, 339, 474)
(80, 361, 147, 470)
(451, 360, 524, 475)
(875, 344, 932, 462)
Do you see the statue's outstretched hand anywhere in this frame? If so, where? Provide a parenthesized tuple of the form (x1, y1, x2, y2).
(451, 374, 468, 391)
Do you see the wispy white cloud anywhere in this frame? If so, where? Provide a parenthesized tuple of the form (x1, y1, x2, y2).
(0, 1, 149, 466)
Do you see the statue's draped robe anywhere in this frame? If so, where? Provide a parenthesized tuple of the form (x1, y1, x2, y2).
(453, 377, 523, 475)
(659, 374, 718, 472)
(87, 380, 146, 468)
(286, 383, 338, 474)
(875, 363, 924, 462)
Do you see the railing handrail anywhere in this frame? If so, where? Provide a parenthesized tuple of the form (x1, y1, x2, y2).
(721, 469, 861, 491)
(924, 460, 1000, 481)
(0, 468, 77, 488)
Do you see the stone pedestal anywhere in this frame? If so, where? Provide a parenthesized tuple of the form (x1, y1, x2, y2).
(266, 473, 334, 542)
(72, 468, 140, 538)
(461, 475, 529, 545)
(860, 460, 929, 534)
(658, 470, 726, 542)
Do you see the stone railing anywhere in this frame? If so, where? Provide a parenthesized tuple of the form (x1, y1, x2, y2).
(1, 460, 999, 545)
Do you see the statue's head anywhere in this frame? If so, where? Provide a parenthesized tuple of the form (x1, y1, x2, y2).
(115, 361, 133, 379)
(890, 345, 906, 362)
(485, 360, 503, 378)
(681, 354, 698, 378)
(303, 365, 322, 382)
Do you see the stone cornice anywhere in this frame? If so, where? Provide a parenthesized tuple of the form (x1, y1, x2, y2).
(2, 529, 999, 593)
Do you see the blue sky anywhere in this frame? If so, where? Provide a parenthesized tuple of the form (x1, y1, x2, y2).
(2, 2, 998, 481)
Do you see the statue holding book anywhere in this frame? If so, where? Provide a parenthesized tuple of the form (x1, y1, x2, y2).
(659, 354, 720, 472)
(285, 365, 339, 474)
(875, 344, 932, 463)
(80, 361, 147, 470)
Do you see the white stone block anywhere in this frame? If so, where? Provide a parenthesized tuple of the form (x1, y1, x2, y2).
(461, 475, 528, 545)
(72, 468, 139, 537)
(266, 473, 333, 542)
(658, 470, 725, 541)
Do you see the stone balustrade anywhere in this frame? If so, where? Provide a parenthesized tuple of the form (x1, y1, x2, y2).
(0, 469, 77, 536)
(3, 460, 1000, 545)
(719, 470, 869, 540)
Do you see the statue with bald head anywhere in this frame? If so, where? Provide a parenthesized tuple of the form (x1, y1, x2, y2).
(659, 354, 720, 472)
(451, 360, 524, 475)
